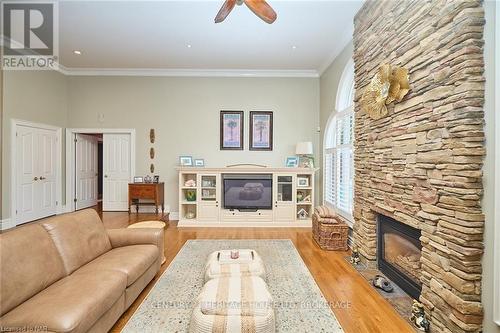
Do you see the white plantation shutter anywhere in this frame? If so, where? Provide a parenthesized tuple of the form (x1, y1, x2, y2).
(323, 59, 355, 225)
(324, 152, 334, 205)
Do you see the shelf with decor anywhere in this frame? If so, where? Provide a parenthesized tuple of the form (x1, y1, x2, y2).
(179, 172, 199, 220)
(296, 173, 314, 221)
(200, 175, 218, 202)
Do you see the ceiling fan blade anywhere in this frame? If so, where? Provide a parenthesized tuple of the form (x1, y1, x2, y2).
(244, 0, 277, 24)
(215, 0, 237, 23)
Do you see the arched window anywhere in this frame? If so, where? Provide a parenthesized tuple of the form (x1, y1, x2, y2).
(324, 59, 355, 224)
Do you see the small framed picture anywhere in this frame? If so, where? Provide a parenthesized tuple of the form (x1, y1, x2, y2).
(153, 175, 160, 183)
(249, 111, 273, 151)
(220, 111, 244, 150)
(286, 156, 299, 168)
(297, 177, 309, 187)
(194, 159, 205, 167)
(133, 176, 144, 183)
(300, 156, 315, 169)
(179, 156, 193, 166)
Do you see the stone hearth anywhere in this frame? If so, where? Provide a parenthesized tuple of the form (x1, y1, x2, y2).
(352, 1, 486, 332)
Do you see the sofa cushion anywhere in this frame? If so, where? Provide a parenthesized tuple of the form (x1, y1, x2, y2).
(75, 245, 159, 286)
(0, 224, 66, 316)
(40, 209, 112, 274)
(0, 270, 126, 333)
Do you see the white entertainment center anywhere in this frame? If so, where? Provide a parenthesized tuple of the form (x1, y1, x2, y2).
(178, 166, 318, 227)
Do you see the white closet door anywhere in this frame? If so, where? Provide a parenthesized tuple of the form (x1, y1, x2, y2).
(37, 128, 57, 218)
(15, 125, 57, 223)
(75, 134, 98, 210)
(16, 126, 38, 223)
(103, 133, 131, 211)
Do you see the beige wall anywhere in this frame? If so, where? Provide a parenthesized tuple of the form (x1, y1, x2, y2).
(1, 70, 68, 221)
(318, 42, 353, 203)
(66, 76, 320, 213)
(482, 1, 499, 331)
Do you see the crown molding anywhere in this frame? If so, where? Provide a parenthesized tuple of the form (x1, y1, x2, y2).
(56, 65, 319, 78)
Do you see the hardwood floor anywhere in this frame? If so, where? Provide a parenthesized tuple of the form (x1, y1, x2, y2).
(103, 210, 413, 333)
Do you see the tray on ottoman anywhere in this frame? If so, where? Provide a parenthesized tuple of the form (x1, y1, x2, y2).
(189, 276, 275, 333)
(205, 249, 266, 282)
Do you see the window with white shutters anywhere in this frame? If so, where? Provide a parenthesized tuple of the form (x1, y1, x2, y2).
(323, 59, 355, 225)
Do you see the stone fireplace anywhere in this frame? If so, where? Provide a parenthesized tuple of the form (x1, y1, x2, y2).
(352, 1, 486, 332)
(378, 214, 422, 300)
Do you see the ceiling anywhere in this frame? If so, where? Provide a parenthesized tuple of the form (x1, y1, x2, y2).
(58, 1, 363, 76)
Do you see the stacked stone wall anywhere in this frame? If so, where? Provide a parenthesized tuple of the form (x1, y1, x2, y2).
(353, 1, 485, 332)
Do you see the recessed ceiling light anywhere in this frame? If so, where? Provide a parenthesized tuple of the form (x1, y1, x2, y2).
(187, 44, 192, 48)
(292, 45, 297, 49)
(73, 50, 82, 55)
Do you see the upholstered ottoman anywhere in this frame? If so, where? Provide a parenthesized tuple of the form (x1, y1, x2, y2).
(189, 276, 275, 333)
(204, 249, 266, 282)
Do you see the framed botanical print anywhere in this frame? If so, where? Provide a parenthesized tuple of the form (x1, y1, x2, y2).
(250, 111, 273, 151)
(220, 111, 244, 150)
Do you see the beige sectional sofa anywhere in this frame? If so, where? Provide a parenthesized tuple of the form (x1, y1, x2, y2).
(0, 209, 164, 333)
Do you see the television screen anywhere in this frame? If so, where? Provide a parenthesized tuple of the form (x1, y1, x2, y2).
(223, 174, 272, 210)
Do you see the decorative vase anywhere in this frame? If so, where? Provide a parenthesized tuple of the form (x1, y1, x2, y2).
(186, 190, 196, 201)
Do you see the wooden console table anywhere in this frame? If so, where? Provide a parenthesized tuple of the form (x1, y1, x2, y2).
(128, 182, 164, 214)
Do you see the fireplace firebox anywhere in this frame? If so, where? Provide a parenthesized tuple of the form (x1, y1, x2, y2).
(378, 215, 422, 299)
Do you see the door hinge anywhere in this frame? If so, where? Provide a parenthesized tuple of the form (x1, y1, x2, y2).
(16, 210, 18, 214)
(16, 132, 18, 137)
(56, 201, 58, 206)
(74, 198, 77, 202)
(74, 138, 78, 142)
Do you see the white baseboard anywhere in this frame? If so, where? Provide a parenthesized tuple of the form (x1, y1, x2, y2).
(0, 218, 15, 231)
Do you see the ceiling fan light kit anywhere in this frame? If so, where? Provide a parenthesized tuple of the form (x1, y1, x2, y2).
(215, 0, 277, 24)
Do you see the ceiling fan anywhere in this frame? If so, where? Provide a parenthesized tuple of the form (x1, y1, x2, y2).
(215, 0, 277, 24)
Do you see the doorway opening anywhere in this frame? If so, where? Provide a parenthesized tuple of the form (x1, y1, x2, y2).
(74, 133, 102, 211)
(65, 128, 136, 213)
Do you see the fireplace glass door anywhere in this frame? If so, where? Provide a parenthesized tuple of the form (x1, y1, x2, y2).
(378, 215, 422, 299)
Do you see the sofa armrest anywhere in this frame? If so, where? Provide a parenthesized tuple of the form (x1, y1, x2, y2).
(106, 228, 164, 260)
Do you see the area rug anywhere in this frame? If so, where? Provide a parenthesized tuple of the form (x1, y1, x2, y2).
(122, 239, 344, 332)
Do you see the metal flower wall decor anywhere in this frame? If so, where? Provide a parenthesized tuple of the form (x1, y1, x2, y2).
(361, 64, 410, 120)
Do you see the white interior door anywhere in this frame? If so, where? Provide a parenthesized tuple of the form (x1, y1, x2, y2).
(16, 125, 57, 224)
(16, 126, 38, 223)
(75, 134, 98, 210)
(103, 133, 131, 211)
(37, 128, 57, 218)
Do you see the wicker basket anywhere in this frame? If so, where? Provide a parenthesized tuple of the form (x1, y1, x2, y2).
(312, 213, 349, 251)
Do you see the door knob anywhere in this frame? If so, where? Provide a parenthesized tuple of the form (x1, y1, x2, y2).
(40, 176, 46, 180)
(95, 173, 98, 176)
(33, 177, 38, 181)
(104, 175, 108, 178)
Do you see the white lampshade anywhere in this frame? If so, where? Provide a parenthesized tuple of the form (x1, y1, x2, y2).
(295, 142, 313, 155)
